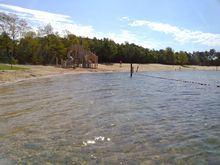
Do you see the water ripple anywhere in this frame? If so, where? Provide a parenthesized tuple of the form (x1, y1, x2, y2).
(0, 71, 220, 164)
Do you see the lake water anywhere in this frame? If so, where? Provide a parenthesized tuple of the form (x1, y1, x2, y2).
(0, 71, 220, 165)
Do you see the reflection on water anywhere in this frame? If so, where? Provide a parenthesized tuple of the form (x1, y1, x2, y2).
(0, 71, 220, 164)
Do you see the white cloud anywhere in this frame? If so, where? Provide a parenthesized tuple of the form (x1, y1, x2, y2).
(0, 4, 161, 49)
(0, 4, 96, 37)
(119, 16, 130, 21)
(105, 30, 160, 49)
(0, 4, 72, 24)
(128, 19, 220, 47)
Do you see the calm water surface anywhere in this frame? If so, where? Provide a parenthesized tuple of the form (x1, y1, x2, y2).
(0, 71, 220, 165)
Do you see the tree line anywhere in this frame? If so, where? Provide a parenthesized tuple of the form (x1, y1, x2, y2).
(1, 12, 220, 66)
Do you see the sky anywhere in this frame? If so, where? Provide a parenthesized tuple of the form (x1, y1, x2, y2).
(0, 0, 220, 52)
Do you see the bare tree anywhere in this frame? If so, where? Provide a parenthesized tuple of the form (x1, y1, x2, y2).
(0, 12, 30, 40)
(0, 12, 30, 59)
(37, 24, 53, 37)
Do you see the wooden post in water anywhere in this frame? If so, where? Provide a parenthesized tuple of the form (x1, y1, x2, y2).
(130, 63, 133, 77)
(136, 65, 139, 72)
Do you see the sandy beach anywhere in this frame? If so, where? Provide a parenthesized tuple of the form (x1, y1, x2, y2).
(0, 63, 218, 85)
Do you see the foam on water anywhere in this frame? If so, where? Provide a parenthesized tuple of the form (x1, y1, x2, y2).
(83, 136, 111, 146)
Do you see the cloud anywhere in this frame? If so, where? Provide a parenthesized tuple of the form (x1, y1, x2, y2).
(0, 4, 72, 24)
(0, 4, 96, 37)
(119, 16, 130, 21)
(128, 19, 220, 47)
(105, 30, 160, 49)
(0, 4, 161, 49)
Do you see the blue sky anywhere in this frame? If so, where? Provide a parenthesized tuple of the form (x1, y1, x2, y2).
(0, 0, 220, 52)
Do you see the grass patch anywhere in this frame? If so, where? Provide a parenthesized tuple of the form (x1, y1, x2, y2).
(0, 64, 27, 70)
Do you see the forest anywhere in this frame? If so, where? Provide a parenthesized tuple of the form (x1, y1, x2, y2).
(1, 12, 220, 66)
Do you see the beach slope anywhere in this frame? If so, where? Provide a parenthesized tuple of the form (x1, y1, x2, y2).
(0, 64, 218, 85)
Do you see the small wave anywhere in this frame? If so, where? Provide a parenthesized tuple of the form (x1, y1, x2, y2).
(83, 136, 111, 146)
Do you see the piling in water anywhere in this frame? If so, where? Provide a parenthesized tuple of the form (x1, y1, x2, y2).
(130, 63, 133, 77)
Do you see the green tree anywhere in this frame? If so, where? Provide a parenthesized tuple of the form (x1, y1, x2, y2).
(0, 32, 13, 63)
(0, 12, 30, 59)
(66, 34, 80, 46)
(177, 51, 188, 65)
(164, 47, 176, 64)
(17, 31, 42, 64)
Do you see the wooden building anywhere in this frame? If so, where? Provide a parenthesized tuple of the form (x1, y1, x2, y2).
(62, 44, 98, 69)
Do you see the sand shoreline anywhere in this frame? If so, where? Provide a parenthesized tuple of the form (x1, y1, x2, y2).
(0, 63, 218, 85)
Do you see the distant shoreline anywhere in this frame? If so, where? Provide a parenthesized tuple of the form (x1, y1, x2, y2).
(0, 63, 218, 85)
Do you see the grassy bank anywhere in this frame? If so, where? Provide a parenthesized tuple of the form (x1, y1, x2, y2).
(0, 64, 27, 70)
